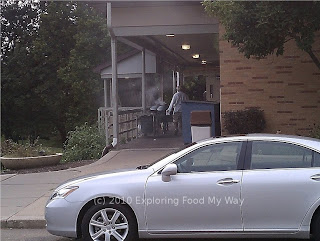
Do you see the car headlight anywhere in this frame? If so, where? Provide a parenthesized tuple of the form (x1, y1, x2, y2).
(50, 186, 79, 200)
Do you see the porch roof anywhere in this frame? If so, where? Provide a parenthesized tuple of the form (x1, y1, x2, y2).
(90, 1, 220, 67)
(95, 49, 157, 79)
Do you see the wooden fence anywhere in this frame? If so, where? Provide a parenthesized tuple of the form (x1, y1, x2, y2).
(98, 107, 143, 144)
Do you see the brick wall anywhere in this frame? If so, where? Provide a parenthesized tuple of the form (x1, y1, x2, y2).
(219, 27, 320, 136)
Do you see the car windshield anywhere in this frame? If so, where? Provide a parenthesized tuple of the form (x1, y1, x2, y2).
(136, 142, 197, 169)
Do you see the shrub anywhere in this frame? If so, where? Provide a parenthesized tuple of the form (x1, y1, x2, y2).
(1, 138, 55, 157)
(62, 123, 106, 162)
(223, 108, 266, 134)
(310, 124, 320, 139)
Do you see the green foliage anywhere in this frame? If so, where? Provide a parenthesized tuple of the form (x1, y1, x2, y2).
(1, 1, 48, 141)
(1, 1, 111, 143)
(310, 124, 320, 140)
(1, 139, 56, 157)
(223, 108, 266, 135)
(203, 1, 320, 70)
(1, 0, 41, 60)
(184, 75, 206, 101)
(62, 124, 105, 162)
(31, 2, 110, 142)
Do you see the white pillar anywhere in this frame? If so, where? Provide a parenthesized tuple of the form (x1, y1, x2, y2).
(142, 48, 146, 113)
(177, 72, 180, 87)
(109, 79, 112, 107)
(111, 36, 119, 146)
(103, 79, 108, 108)
(172, 70, 176, 94)
(160, 72, 164, 102)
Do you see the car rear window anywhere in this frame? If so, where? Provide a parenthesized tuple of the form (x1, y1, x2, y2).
(251, 141, 313, 169)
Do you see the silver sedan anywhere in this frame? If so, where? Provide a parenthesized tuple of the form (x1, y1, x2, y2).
(45, 134, 320, 241)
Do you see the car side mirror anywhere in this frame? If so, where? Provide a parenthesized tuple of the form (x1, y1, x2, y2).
(162, 164, 177, 182)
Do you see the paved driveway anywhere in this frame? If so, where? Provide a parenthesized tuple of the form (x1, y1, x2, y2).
(1, 228, 306, 241)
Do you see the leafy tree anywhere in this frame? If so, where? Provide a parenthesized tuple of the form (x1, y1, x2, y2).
(1, 1, 46, 142)
(1, 0, 40, 61)
(31, 1, 84, 142)
(203, 1, 320, 70)
(2, 1, 111, 143)
(184, 75, 206, 101)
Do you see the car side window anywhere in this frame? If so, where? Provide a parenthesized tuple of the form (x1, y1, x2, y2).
(314, 152, 320, 167)
(251, 141, 313, 169)
(175, 142, 243, 173)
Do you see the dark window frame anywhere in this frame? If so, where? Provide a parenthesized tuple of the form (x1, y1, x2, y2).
(245, 141, 317, 170)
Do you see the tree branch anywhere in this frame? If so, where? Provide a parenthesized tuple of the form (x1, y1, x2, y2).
(305, 48, 320, 71)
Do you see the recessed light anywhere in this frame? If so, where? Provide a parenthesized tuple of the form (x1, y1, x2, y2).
(182, 44, 191, 50)
(166, 34, 175, 37)
(192, 54, 200, 59)
(201, 60, 207, 65)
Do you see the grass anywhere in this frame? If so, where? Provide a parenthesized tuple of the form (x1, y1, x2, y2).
(37, 137, 63, 153)
(1, 135, 64, 158)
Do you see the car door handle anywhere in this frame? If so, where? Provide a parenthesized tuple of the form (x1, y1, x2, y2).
(217, 178, 240, 185)
(311, 174, 320, 181)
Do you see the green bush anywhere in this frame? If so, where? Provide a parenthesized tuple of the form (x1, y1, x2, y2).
(224, 108, 266, 135)
(62, 123, 106, 162)
(310, 124, 320, 139)
(1, 138, 55, 157)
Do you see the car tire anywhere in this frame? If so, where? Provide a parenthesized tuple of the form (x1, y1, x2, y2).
(81, 203, 138, 241)
(312, 212, 320, 241)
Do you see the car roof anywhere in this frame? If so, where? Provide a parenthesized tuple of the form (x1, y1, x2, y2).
(198, 134, 320, 151)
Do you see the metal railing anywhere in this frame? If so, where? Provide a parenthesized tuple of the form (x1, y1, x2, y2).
(98, 107, 143, 144)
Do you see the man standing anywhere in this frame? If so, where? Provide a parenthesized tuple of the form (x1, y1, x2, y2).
(166, 85, 189, 135)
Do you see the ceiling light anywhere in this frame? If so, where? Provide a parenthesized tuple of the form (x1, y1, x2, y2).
(166, 34, 175, 37)
(124, 76, 129, 79)
(202, 60, 207, 65)
(181, 44, 191, 50)
(192, 54, 200, 59)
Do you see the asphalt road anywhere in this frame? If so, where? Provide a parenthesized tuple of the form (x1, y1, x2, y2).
(1, 228, 306, 241)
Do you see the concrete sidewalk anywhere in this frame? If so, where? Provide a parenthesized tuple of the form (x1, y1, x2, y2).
(1, 148, 178, 229)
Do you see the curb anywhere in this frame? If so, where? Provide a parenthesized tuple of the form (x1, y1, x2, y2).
(1, 219, 46, 229)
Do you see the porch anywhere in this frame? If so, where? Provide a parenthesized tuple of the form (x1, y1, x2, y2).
(94, 1, 221, 146)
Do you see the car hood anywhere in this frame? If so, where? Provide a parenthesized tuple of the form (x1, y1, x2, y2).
(55, 167, 154, 192)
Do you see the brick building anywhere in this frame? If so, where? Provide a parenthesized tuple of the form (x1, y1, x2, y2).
(96, 1, 320, 142)
(219, 28, 320, 136)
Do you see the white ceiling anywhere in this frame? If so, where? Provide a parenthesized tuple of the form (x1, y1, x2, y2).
(151, 33, 219, 66)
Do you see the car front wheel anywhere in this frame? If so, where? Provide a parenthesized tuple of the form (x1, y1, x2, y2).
(81, 203, 137, 241)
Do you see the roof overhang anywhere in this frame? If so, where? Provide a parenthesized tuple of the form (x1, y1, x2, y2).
(90, 1, 220, 68)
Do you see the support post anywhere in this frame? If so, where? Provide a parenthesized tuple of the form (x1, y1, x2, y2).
(182, 73, 185, 86)
(172, 70, 176, 94)
(103, 79, 109, 144)
(109, 79, 112, 107)
(160, 72, 164, 102)
(177, 72, 180, 87)
(103, 78, 108, 108)
(142, 48, 146, 113)
(111, 36, 119, 146)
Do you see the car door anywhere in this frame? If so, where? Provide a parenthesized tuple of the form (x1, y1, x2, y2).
(242, 141, 320, 232)
(145, 141, 246, 234)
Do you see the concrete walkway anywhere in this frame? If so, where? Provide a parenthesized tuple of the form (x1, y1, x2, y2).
(1, 147, 180, 229)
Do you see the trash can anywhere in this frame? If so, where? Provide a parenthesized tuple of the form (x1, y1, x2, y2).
(190, 111, 212, 142)
(139, 115, 153, 135)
